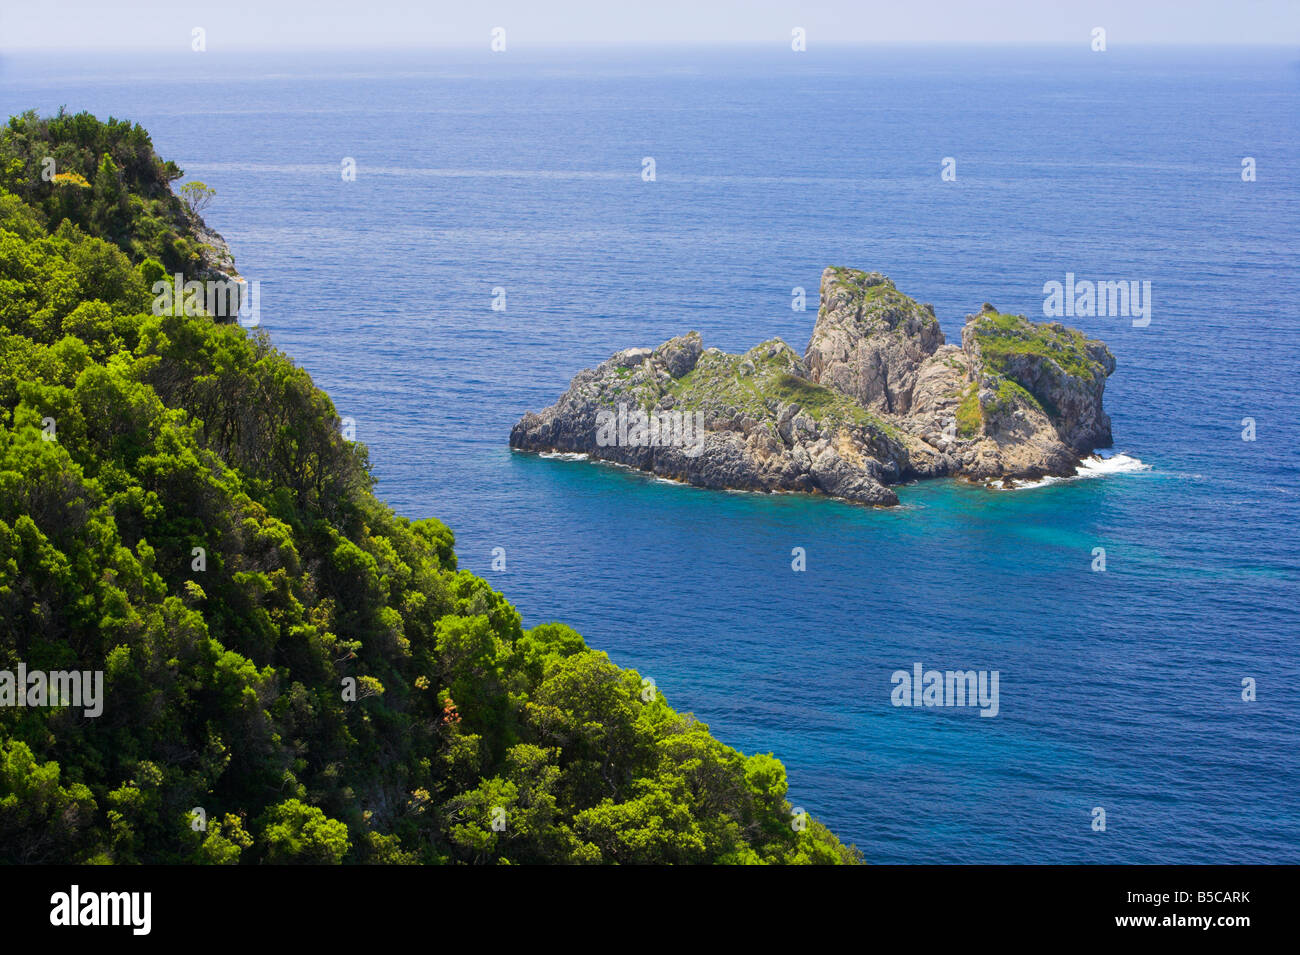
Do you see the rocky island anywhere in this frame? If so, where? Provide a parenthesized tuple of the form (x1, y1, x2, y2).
(510, 267, 1117, 506)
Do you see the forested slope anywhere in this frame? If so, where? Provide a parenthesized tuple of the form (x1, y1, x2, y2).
(0, 110, 858, 864)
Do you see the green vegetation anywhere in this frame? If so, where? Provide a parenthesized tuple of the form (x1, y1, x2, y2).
(955, 383, 982, 438)
(824, 267, 940, 331)
(0, 113, 858, 864)
(988, 377, 1043, 418)
(667, 340, 894, 435)
(0, 109, 204, 278)
(770, 372, 843, 415)
(178, 181, 215, 215)
(969, 310, 1102, 382)
(954, 369, 1043, 437)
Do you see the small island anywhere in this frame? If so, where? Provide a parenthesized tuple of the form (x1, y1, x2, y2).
(510, 267, 1117, 506)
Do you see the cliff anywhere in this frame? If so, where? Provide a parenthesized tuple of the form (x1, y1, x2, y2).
(511, 267, 1117, 502)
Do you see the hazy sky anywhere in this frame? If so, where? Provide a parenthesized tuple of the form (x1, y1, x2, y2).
(2, 0, 1298, 50)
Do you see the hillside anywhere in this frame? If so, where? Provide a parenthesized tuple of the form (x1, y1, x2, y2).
(0, 110, 857, 864)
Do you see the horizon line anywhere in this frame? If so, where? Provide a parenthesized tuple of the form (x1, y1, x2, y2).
(6, 39, 1300, 51)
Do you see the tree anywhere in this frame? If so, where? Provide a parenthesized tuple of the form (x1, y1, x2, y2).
(0, 109, 862, 866)
(260, 800, 350, 864)
(178, 180, 215, 215)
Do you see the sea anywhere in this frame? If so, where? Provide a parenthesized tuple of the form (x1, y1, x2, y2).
(3, 44, 1297, 863)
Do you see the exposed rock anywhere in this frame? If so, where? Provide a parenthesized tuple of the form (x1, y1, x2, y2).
(653, 332, 704, 379)
(510, 267, 1117, 506)
(804, 267, 943, 414)
(511, 333, 911, 505)
(960, 305, 1115, 453)
(187, 209, 241, 284)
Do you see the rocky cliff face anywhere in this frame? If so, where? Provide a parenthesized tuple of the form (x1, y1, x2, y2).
(510, 267, 1117, 505)
(188, 209, 241, 285)
(804, 268, 943, 414)
(960, 306, 1115, 453)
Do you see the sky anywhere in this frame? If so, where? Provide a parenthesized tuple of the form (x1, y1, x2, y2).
(1, 0, 1298, 51)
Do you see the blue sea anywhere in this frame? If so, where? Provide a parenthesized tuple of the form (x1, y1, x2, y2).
(3, 45, 1297, 863)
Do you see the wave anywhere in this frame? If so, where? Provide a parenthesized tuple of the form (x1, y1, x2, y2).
(995, 451, 1151, 491)
(538, 451, 589, 461)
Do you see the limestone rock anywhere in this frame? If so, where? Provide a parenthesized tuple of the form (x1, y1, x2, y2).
(804, 267, 944, 414)
(510, 269, 1118, 506)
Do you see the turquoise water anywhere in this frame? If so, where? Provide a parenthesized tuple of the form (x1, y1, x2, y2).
(3, 45, 1297, 862)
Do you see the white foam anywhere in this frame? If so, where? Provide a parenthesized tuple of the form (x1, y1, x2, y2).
(538, 451, 589, 461)
(993, 452, 1150, 491)
(1074, 451, 1150, 478)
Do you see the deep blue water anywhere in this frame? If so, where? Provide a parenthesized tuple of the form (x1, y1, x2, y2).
(3, 45, 1297, 863)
